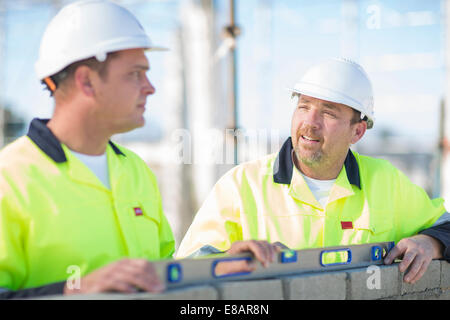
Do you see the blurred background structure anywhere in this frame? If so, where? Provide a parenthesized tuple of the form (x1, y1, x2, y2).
(0, 0, 449, 249)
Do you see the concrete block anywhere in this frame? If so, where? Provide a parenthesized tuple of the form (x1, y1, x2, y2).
(395, 289, 441, 300)
(33, 293, 127, 300)
(135, 285, 219, 300)
(401, 260, 441, 294)
(441, 261, 450, 288)
(347, 264, 399, 300)
(283, 271, 346, 300)
(40, 285, 219, 300)
(216, 279, 283, 300)
(40, 293, 144, 300)
(439, 289, 450, 300)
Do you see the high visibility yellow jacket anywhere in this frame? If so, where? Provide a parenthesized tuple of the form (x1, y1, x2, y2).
(177, 137, 445, 258)
(0, 119, 175, 290)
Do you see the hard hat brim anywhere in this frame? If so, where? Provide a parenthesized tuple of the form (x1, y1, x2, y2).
(36, 43, 170, 80)
(287, 86, 374, 129)
(147, 46, 169, 52)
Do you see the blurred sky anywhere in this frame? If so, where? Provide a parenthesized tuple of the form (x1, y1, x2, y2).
(1, 0, 180, 142)
(236, 0, 444, 151)
(0, 0, 446, 151)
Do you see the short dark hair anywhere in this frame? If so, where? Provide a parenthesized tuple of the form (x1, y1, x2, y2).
(350, 109, 370, 126)
(350, 109, 362, 125)
(43, 52, 119, 95)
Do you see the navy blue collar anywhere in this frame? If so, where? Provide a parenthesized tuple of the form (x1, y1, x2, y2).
(273, 137, 361, 189)
(26, 118, 125, 163)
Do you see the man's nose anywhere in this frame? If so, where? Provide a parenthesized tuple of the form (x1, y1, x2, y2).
(143, 76, 155, 95)
(302, 109, 321, 129)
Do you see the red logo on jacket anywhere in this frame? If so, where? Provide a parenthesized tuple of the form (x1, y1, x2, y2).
(134, 207, 143, 216)
(341, 221, 353, 229)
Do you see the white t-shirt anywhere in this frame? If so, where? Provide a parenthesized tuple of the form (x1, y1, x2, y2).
(71, 150, 110, 189)
(292, 151, 335, 208)
(300, 173, 335, 208)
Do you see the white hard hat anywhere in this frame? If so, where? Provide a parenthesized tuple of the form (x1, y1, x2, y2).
(35, 0, 166, 81)
(289, 58, 375, 129)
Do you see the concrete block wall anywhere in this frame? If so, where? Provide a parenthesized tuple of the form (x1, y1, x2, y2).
(43, 260, 449, 300)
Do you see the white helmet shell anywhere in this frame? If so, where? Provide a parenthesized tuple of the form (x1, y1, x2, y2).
(290, 58, 375, 129)
(35, 0, 166, 80)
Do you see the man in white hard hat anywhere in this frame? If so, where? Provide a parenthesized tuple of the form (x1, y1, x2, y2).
(0, 0, 276, 299)
(0, 0, 177, 299)
(177, 58, 450, 284)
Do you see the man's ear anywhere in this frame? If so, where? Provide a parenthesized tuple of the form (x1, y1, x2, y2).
(351, 120, 367, 144)
(73, 65, 96, 97)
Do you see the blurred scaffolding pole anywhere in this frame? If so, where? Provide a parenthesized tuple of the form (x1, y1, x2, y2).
(341, 0, 359, 61)
(180, 0, 215, 211)
(226, 0, 239, 165)
(443, 0, 450, 208)
(0, 2, 6, 148)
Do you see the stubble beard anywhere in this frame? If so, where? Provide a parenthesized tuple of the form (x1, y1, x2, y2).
(293, 145, 323, 168)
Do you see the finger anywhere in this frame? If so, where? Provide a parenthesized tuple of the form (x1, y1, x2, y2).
(251, 241, 275, 267)
(399, 249, 419, 274)
(132, 273, 164, 293)
(227, 241, 248, 255)
(409, 258, 430, 284)
(384, 243, 406, 265)
(403, 257, 424, 283)
(268, 243, 279, 262)
(126, 258, 156, 271)
(115, 269, 164, 293)
(95, 274, 139, 294)
(272, 241, 290, 251)
(113, 261, 165, 293)
(253, 241, 271, 265)
(144, 262, 166, 293)
(214, 260, 256, 276)
(107, 281, 139, 294)
(228, 241, 269, 266)
(255, 241, 271, 265)
(123, 259, 165, 286)
(260, 241, 281, 264)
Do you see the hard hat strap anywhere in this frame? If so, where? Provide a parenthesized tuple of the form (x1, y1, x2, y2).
(42, 76, 57, 96)
(42, 69, 69, 96)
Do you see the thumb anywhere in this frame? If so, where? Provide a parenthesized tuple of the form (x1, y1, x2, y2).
(384, 242, 405, 264)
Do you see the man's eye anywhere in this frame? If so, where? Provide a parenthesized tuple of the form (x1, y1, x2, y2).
(131, 71, 141, 78)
